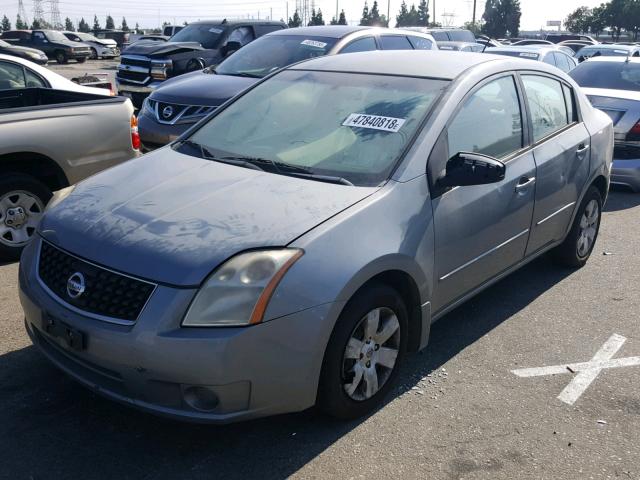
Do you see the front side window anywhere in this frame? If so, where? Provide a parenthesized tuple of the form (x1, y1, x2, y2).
(187, 70, 447, 186)
(217, 36, 337, 78)
(0, 61, 25, 89)
(227, 27, 255, 47)
(33, 32, 46, 41)
(522, 75, 569, 142)
(447, 76, 523, 159)
(340, 37, 377, 54)
(42, 30, 67, 42)
(379, 35, 413, 50)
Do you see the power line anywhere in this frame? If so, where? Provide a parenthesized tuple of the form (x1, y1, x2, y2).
(50, 0, 63, 28)
(17, 0, 29, 24)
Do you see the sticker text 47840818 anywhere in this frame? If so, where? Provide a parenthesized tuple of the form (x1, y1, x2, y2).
(342, 114, 407, 133)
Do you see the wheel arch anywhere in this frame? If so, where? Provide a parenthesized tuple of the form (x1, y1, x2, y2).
(0, 152, 69, 193)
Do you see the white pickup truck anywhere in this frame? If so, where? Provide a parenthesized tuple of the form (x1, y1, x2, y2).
(0, 56, 140, 260)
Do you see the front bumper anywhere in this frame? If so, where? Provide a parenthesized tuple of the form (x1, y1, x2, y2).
(611, 149, 640, 192)
(116, 81, 164, 109)
(139, 113, 194, 150)
(19, 238, 337, 423)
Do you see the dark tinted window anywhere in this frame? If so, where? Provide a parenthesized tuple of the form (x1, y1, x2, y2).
(569, 61, 640, 91)
(430, 31, 448, 41)
(25, 68, 46, 87)
(170, 24, 225, 49)
(522, 75, 569, 141)
(254, 25, 285, 36)
(340, 36, 377, 53)
(379, 35, 413, 50)
(408, 36, 433, 50)
(543, 52, 557, 66)
(228, 27, 255, 46)
(448, 76, 523, 159)
(448, 30, 475, 42)
(563, 84, 576, 123)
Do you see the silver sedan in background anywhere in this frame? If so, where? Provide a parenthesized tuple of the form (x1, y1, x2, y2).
(486, 45, 578, 73)
(570, 56, 640, 191)
(19, 51, 612, 423)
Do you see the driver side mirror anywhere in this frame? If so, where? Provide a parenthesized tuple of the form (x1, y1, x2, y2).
(440, 152, 505, 188)
(224, 41, 242, 56)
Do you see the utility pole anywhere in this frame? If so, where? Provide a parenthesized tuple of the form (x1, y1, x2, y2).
(387, 0, 390, 26)
(33, 0, 45, 25)
(336, 0, 339, 23)
(18, 0, 29, 26)
(472, 0, 477, 26)
(270, 7, 273, 20)
(433, 0, 436, 26)
(49, 0, 62, 29)
(286, 2, 289, 22)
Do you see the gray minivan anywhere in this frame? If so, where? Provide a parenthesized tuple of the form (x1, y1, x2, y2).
(20, 51, 612, 423)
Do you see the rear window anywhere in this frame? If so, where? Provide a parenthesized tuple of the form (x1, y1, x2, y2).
(577, 47, 631, 60)
(570, 61, 640, 91)
(489, 50, 540, 60)
(448, 30, 475, 42)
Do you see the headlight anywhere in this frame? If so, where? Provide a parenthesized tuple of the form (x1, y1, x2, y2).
(46, 185, 75, 211)
(141, 97, 155, 116)
(151, 59, 172, 80)
(25, 51, 41, 59)
(182, 249, 303, 327)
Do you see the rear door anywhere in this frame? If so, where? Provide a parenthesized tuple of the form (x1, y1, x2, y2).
(520, 73, 590, 255)
(428, 74, 537, 311)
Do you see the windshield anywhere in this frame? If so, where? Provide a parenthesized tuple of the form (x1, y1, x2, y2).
(186, 70, 447, 186)
(216, 35, 337, 78)
(44, 31, 68, 42)
(570, 61, 640, 91)
(76, 32, 98, 42)
(170, 24, 223, 49)
(489, 50, 540, 60)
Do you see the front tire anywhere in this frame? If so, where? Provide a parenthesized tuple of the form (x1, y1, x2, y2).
(55, 51, 68, 64)
(0, 174, 52, 261)
(552, 186, 602, 268)
(317, 284, 408, 420)
(90, 48, 98, 60)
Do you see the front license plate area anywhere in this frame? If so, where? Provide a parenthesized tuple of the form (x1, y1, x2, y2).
(41, 313, 87, 351)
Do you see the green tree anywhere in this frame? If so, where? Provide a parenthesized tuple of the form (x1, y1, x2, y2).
(565, 6, 591, 33)
(482, 0, 520, 38)
(604, 0, 626, 40)
(369, 1, 382, 25)
(338, 9, 348, 25)
(121, 17, 129, 32)
(314, 8, 325, 25)
(93, 15, 101, 31)
(64, 17, 74, 31)
(15, 14, 27, 29)
(105, 15, 115, 30)
(623, 0, 640, 40)
(396, 0, 409, 26)
(288, 10, 302, 27)
(360, 1, 370, 26)
(588, 4, 607, 37)
(78, 18, 90, 33)
(31, 19, 42, 29)
(417, 0, 429, 26)
(1, 15, 11, 32)
(504, 0, 521, 37)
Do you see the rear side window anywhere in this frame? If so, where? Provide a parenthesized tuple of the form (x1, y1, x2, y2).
(449, 30, 475, 42)
(562, 84, 576, 123)
(542, 53, 556, 67)
(0, 61, 26, 89)
(553, 52, 573, 73)
(408, 36, 433, 50)
(379, 35, 413, 50)
(254, 25, 285, 37)
(522, 75, 569, 142)
(447, 76, 523, 159)
(340, 37, 377, 54)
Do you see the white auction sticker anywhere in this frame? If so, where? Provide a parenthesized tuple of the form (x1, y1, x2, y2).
(342, 113, 406, 133)
(301, 39, 328, 48)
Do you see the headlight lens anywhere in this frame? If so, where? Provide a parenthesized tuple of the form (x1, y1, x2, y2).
(46, 185, 75, 211)
(182, 249, 303, 327)
(141, 97, 155, 116)
(25, 51, 40, 59)
(151, 59, 172, 80)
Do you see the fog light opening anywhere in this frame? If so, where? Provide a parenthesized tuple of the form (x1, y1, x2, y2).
(183, 386, 219, 412)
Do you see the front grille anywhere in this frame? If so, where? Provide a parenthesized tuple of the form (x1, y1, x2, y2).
(149, 99, 217, 124)
(37, 240, 155, 322)
(117, 70, 149, 83)
(121, 56, 151, 68)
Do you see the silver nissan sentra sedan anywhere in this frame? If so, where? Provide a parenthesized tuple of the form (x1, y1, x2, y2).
(19, 51, 613, 423)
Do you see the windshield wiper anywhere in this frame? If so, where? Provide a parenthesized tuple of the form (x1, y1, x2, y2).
(175, 141, 265, 171)
(221, 156, 354, 186)
(226, 72, 263, 79)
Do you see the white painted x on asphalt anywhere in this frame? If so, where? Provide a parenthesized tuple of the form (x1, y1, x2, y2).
(512, 334, 640, 405)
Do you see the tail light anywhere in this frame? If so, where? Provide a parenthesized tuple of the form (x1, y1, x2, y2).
(627, 120, 640, 141)
(131, 115, 141, 151)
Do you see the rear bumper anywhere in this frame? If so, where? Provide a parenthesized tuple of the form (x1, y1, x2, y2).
(611, 148, 640, 192)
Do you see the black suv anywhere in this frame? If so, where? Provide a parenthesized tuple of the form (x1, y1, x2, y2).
(0, 30, 91, 64)
(116, 19, 286, 108)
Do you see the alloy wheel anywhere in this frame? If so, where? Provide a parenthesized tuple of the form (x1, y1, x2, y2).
(0, 190, 45, 247)
(577, 199, 599, 258)
(342, 307, 401, 401)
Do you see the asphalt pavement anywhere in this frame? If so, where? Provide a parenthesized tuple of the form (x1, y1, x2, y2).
(1, 188, 639, 479)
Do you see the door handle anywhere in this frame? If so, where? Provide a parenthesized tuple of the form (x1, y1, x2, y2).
(515, 176, 536, 192)
(576, 143, 590, 154)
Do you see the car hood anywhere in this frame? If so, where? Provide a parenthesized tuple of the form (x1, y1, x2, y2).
(150, 70, 257, 106)
(122, 41, 206, 57)
(7, 45, 44, 55)
(39, 148, 376, 287)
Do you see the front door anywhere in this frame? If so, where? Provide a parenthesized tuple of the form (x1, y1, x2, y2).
(428, 74, 537, 312)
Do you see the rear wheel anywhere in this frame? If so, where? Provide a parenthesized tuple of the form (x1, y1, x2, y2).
(55, 51, 68, 64)
(0, 174, 52, 261)
(90, 48, 98, 60)
(552, 186, 602, 268)
(317, 284, 408, 419)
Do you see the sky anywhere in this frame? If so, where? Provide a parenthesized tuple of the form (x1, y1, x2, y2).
(0, 0, 607, 31)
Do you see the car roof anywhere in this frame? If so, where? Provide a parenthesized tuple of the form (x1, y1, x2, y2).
(288, 50, 508, 80)
(581, 44, 638, 51)
(268, 25, 369, 39)
(487, 45, 559, 53)
(188, 19, 286, 26)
